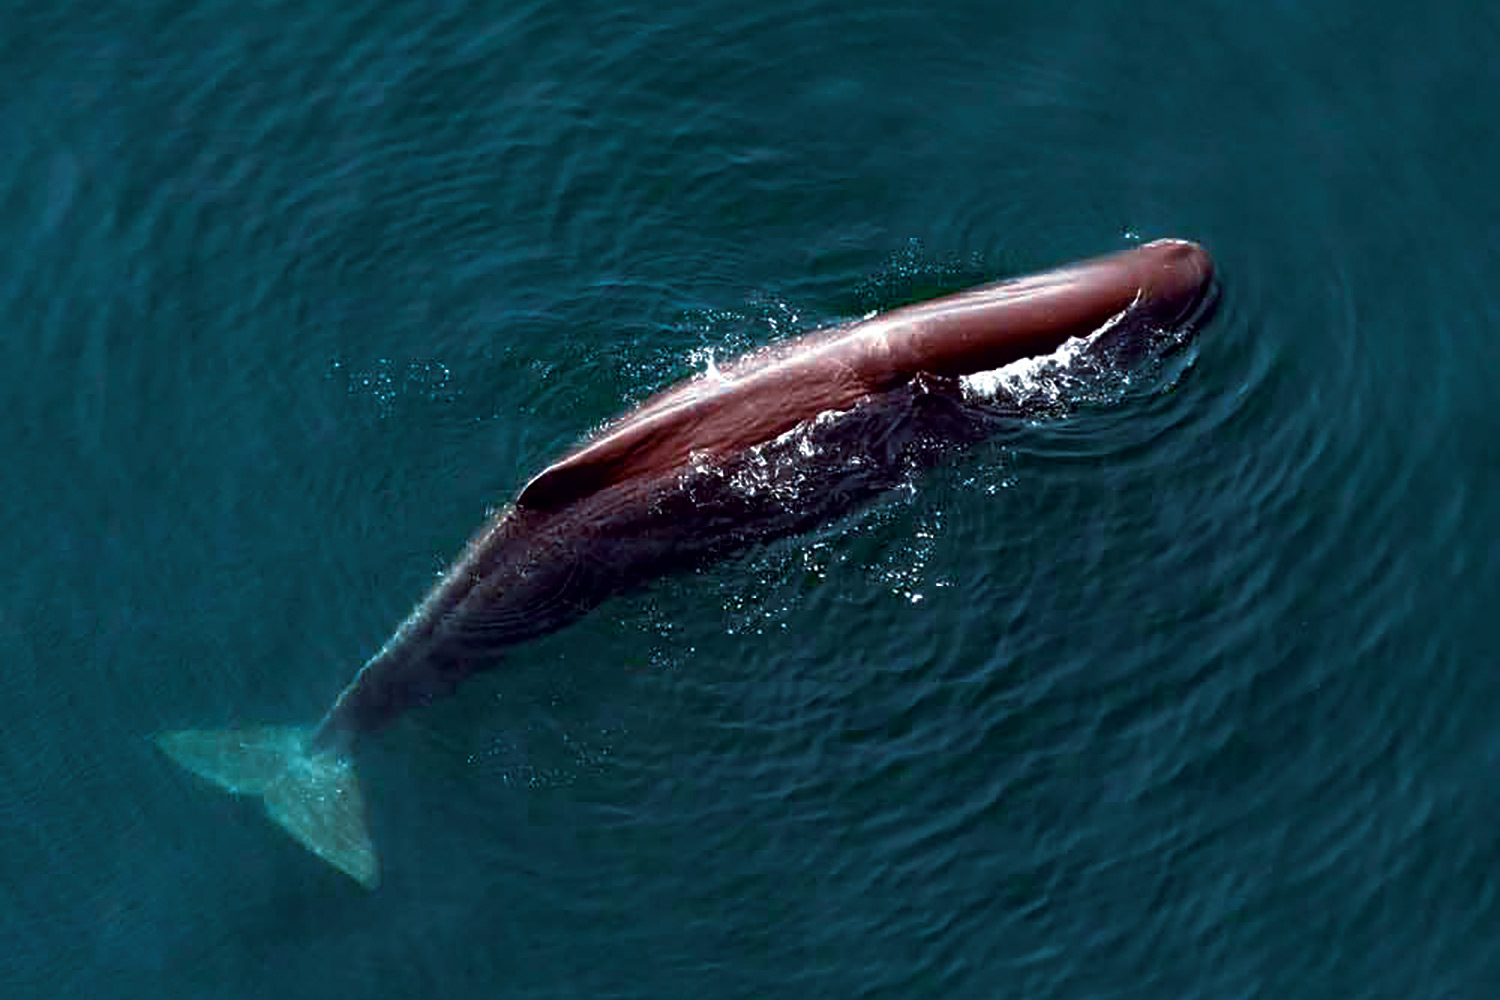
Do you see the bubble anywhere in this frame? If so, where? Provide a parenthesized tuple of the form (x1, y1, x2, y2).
(326, 357, 461, 418)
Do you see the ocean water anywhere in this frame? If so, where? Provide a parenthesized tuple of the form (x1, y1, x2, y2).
(3, 1, 1498, 997)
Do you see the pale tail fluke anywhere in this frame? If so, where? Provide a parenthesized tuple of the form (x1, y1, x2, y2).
(153, 726, 378, 889)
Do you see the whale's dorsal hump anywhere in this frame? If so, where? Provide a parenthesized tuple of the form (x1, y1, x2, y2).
(515, 407, 683, 512)
(516, 456, 612, 511)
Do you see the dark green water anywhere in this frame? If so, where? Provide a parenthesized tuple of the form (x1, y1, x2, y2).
(4, 1, 1498, 997)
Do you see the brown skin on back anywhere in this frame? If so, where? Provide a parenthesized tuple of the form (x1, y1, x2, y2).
(516, 239, 1213, 512)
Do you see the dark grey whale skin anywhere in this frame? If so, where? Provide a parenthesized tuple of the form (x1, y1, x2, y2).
(310, 240, 1216, 748)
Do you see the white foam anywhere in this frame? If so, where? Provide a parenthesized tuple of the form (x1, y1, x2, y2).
(959, 297, 1136, 402)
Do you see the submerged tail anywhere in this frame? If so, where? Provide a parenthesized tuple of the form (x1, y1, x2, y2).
(153, 726, 378, 889)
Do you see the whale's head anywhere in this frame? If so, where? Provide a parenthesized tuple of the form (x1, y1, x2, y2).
(1131, 238, 1218, 329)
(1082, 239, 1218, 370)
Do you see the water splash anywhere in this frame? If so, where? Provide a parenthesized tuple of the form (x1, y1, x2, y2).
(961, 300, 1199, 422)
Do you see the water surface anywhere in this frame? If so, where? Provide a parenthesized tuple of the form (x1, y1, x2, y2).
(3, 1, 1498, 997)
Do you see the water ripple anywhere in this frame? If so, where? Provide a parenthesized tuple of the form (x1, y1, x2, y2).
(3, 0, 1495, 996)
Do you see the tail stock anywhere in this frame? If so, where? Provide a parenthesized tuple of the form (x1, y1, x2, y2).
(153, 726, 378, 889)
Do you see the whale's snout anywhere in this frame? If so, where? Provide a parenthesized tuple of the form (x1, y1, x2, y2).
(1137, 239, 1217, 327)
(1077, 239, 1217, 370)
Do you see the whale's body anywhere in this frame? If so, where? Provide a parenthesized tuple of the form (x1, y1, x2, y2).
(155, 240, 1216, 888)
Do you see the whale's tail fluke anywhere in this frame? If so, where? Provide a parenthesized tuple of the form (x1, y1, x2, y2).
(153, 726, 378, 889)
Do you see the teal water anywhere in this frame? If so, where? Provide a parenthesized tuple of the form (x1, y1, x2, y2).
(4, 1, 1498, 997)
